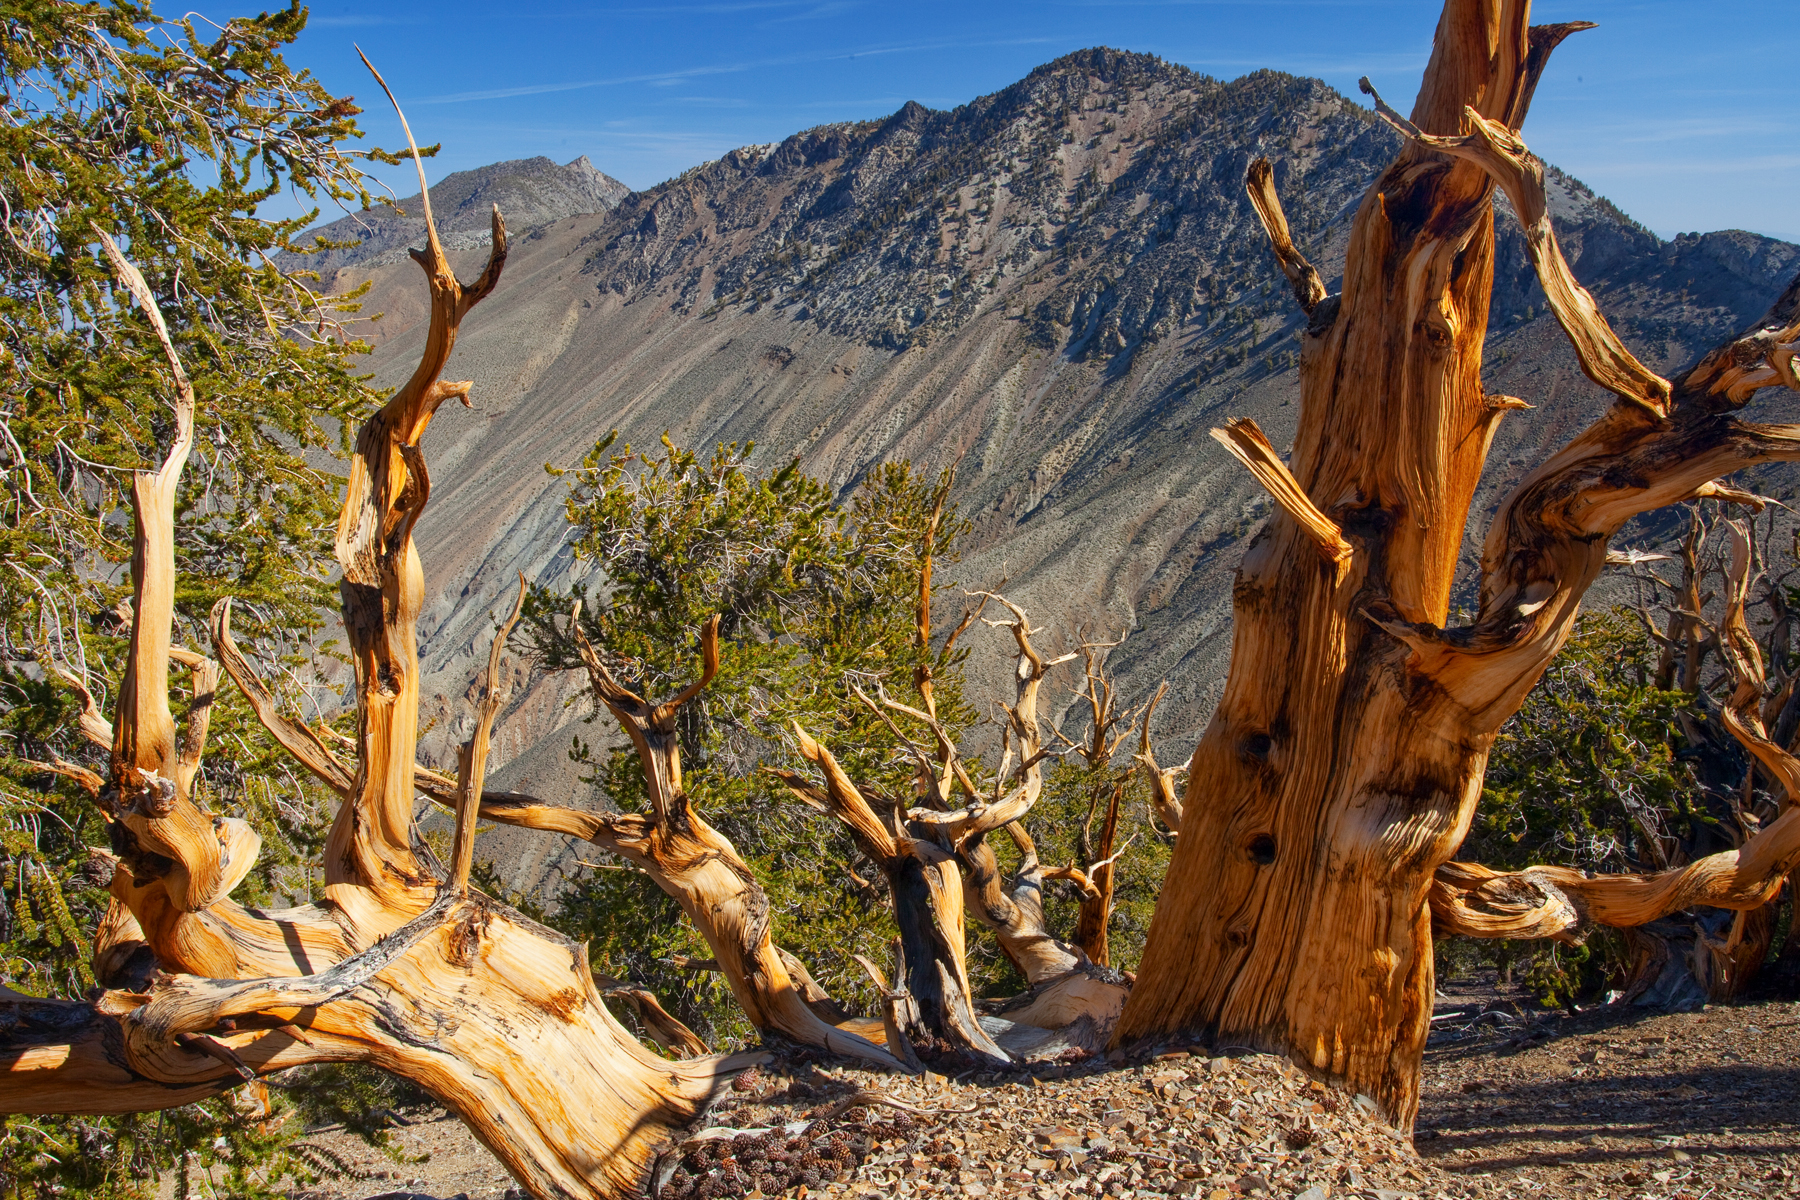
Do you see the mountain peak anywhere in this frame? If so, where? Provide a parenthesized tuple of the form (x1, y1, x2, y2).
(286, 154, 630, 277)
(332, 46, 1798, 815)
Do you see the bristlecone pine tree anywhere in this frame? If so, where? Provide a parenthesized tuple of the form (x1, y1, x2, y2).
(1117, 0, 1800, 1128)
(6, 2, 1800, 1194)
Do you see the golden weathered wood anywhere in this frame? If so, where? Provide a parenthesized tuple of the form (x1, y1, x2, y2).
(452, 573, 528, 891)
(782, 722, 1010, 1062)
(1135, 682, 1184, 834)
(1430, 520, 1800, 966)
(1118, 0, 1800, 1126)
(1211, 419, 1353, 581)
(8, 82, 759, 1200)
(1243, 157, 1327, 315)
(564, 617, 905, 1070)
(781, 591, 1130, 1057)
(1360, 80, 1670, 417)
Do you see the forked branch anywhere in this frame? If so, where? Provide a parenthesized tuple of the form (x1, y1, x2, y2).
(91, 229, 258, 919)
(1361, 83, 1670, 418)
(329, 62, 509, 914)
(1134, 681, 1185, 833)
(571, 611, 720, 827)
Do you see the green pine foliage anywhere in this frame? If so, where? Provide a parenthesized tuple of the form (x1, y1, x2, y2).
(1, 0, 403, 989)
(521, 436, 992, 1044)
(1446, 607, 1705, 1007)
(0, 1, 420, 1190)
(0, 1092, 367, 1200)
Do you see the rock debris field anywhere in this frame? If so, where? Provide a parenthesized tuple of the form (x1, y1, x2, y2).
(297, 995, 1800, 1200)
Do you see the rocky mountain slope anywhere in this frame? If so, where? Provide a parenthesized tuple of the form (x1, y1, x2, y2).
(317, 49, 1800, 869)
(287, 154, 629, 278)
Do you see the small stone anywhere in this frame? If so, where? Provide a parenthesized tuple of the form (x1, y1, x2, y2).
(1208, 1057, 1233, 1076)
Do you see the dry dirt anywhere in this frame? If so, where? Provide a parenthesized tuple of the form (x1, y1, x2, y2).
(286, 986, 1800, 1200)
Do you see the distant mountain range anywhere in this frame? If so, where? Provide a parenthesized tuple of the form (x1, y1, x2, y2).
(285, 154, 630, 278)
(306, 49, 1799, 889)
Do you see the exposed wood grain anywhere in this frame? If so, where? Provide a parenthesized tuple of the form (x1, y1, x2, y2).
(1118, 0, 1800, 1126)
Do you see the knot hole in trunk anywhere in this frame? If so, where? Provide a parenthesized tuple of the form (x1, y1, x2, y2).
(1246, 833, 1277, 865)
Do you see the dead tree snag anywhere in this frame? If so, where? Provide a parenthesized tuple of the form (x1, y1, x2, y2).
(774, 594, 1130, 1062)
(3, 86, 758, 1200)
(1117, 0, 1800, 1127)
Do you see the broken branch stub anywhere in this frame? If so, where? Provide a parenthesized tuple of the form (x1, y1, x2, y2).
(1244, 158, 1328, 315)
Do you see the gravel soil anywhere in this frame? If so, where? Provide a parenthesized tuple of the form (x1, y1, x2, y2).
(288, 992, 1800, 1200)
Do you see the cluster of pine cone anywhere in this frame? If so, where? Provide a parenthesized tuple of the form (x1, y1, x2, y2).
(660, 1123, 880, 1200)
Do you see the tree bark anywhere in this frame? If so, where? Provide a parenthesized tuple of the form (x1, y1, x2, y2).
(1117, 0, 1800, 1127)
(5, 101, 756, 1200)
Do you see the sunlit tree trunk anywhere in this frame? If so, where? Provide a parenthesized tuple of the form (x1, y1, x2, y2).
(3, 101, 753, 1199)
(1118, 0, 1800, 1127)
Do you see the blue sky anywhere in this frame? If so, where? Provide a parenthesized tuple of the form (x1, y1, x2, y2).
(279, 1, 1795, 243)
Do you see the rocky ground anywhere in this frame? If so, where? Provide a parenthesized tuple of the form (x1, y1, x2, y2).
(287, 984, 1800, 1200)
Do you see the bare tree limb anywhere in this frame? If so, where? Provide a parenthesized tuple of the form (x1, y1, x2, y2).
(1244, 158, 1327, 315)
(451, 573, 528, 891)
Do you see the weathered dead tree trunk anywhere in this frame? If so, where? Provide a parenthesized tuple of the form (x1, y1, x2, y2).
(778, 721, 1011, 1063)
(1046, 783, 1123, 968)
(1598, 513, 1788, 1006)
(3, 96, 756, 1200)
(774, 594, 1129, 1061)
(1117, 0, 1800, 1127)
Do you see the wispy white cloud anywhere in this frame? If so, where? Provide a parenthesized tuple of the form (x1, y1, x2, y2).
(414, 35, 1055, 104)
(763, 2, 867, 24)
(1538, 115, 1791, 146)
